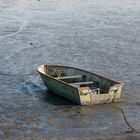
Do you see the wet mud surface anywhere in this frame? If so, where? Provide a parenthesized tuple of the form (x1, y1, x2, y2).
(0, 0, 140, 139)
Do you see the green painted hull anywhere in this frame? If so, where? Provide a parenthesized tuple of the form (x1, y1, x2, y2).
(37, 65, 124, 105)
(39, 72, 81, 104)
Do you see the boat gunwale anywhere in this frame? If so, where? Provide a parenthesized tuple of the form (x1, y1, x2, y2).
(37, 64, 124, 86)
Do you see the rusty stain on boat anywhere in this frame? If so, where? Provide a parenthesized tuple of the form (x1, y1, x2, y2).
(37, 65, 124, 105)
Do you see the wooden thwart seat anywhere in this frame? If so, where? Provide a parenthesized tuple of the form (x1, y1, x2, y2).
(70, 81, 94, 87)
(71, 81, 94, 85)
(55, 75, 82, 80)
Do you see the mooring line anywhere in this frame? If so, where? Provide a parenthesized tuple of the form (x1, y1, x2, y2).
(115, 106, 140, 134)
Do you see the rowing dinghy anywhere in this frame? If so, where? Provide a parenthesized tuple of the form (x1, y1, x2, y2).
(37, 65, 123, 105)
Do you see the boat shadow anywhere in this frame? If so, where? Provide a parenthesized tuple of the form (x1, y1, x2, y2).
(41, 90, 77, 106)
(17, 81, 76, 105)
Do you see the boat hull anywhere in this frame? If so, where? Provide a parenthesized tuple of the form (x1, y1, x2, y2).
(39, 72, 81, 104)
(37, 65, 123, 105)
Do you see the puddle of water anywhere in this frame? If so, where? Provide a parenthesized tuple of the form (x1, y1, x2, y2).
(17, 81, 46, 99)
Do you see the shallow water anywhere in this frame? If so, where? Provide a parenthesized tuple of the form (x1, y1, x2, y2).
(0, 0, 140, 139)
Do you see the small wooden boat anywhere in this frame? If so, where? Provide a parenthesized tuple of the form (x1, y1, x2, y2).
(37, 65, 123, 105)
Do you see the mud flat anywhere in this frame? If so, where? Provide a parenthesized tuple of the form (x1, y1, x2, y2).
(0, 0, 140, 139)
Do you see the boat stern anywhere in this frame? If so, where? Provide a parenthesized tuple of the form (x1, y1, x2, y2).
(78, 83, 124, 105)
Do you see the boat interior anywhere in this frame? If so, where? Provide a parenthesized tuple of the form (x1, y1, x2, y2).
(38, 65, 119, 94)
